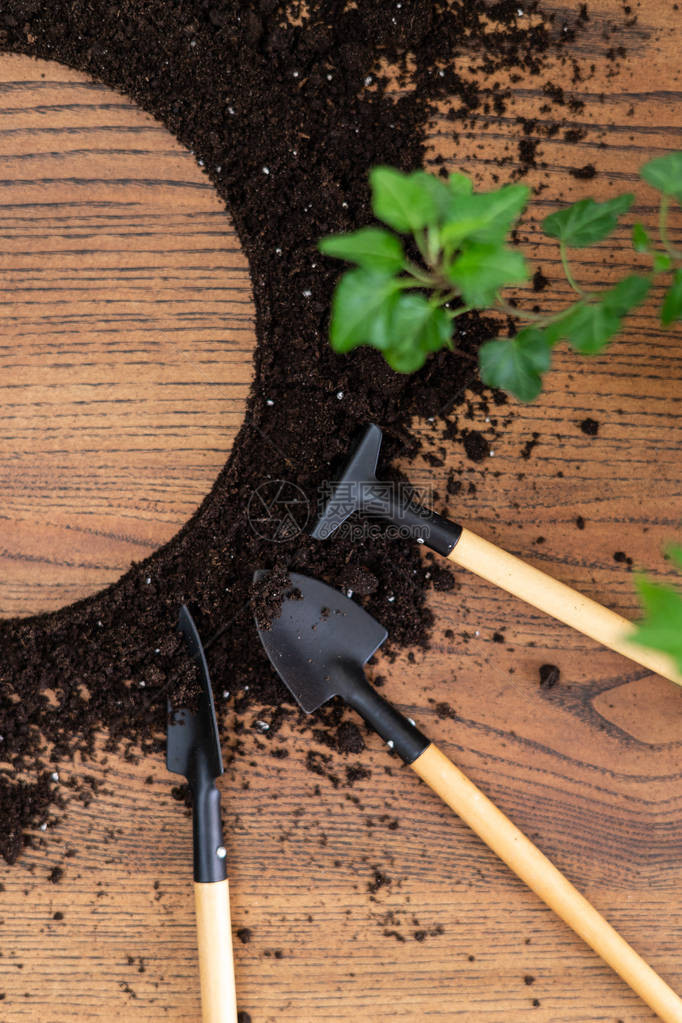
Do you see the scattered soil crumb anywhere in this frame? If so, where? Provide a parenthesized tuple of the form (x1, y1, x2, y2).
(579, 417, 600, 436)
(462, 430, 491, 463)
(570, 163, 597, 178)
(539, 664, 561, 689)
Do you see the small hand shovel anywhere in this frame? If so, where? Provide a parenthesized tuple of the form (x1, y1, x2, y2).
(312, 423, 681, 685)
(167, 605, 238, 1023)
(254, 571, 682, 1023)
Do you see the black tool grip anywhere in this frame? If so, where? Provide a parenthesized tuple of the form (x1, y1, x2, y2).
(361, 482, 462, 556)
(192, 752, 227, 884)
(338, 664, 430, 765)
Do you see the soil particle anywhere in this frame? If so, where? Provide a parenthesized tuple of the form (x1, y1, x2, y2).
(48, 866, 63, 885)
(539, 664, 560, 689)
(237, 1013, 252, 1023)
(576, 515, 585, 529)
(368, 869, 391, 895)
(521, 432, 540, 460)
(52, 911, 64, 920)
(0, 0, 614, 857)
(570, 163, 597, 178)
(462, 430, 491, 463)
(614, 551, 633, 568)
(532, 269, 549, 292)
(237, 927, 252, 945)
(579, 417, 600, 436)
(434, 701, 457, 720)
(346, 764, 371, 787)
(336, 720, 365, 755)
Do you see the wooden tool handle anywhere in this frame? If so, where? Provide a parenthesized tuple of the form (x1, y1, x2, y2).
(448, 527, 682, 685)
(194, 879, 238, 1023)
(412, 743, 682, 1022)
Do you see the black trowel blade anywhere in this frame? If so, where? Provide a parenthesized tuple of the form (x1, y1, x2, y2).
(253, 571, 387, 714)
(166, 605, 223, 781)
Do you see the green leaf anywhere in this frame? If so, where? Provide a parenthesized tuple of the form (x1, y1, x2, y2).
(549, 276, 649, 354)
(661, 268, 682, 326)
(329, 269, 400, 353)
(557, 301, 622, 355)
(382, 294, 452, 373)
(408, 171, 458, 223)
(654, 252, 673, 273)
(542, 193, 634, 248)
(640, 151, 682, 201)
(602, 274, 651, 316)
(632, 222, 651, 252)
(478, 328, 552, 403)
(369, 166, 437, 233)
(631, 572, 682, 676)
(440, 184, 530, 248)
(667, 545, 682, 572)
(448, 172, 473, 196)
(319, 228, 405, 273)
(447, 243, 528, 306)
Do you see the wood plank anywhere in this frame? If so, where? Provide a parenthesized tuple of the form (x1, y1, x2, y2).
(0, 54, 256, 618)
(1, 3, 682, 1021)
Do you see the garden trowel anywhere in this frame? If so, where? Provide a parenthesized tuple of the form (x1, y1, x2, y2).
(167, 605, 238, 1023)
(253, 570, 682, 1023)
(312, 423, 681, 685)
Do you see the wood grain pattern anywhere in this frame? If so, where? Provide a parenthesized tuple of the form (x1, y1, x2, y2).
(1, 4, 682, 1022)
(0, 55, 256, 618)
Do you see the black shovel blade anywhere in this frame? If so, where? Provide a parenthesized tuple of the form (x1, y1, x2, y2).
(253, 571, 387, 714)
(166, 605, 223, 781)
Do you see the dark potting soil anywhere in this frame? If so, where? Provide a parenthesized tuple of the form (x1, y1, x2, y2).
(0, 0, 614, 862)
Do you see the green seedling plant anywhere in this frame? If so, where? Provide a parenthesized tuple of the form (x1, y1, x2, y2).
(319, 156, 682, 679)
(319, 154, 682, 402)
(631, 546, 682, 680)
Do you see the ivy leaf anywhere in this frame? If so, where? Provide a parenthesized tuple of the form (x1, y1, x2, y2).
(329, 269, 400, 353)
(478, 328, 552, 402)
(440, 184, 530, 248)
(661, 269, 682, 326)
(319, 228, 405, 273)
(631, 552, 682, 676)
(542, 193, 634, 248)
(550, 276, 650, 355)
(447, 243, 528, 305)
(382, 294, 452, 373)
(556, 302, 621, 354)
(632, 223, 651, 252)
(370, 166, 437, 233)
(640, 152, 682, 202)
(603, 274, 651, 316)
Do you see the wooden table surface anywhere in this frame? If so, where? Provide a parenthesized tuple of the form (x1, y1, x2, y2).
(1, 5, 682, 1021)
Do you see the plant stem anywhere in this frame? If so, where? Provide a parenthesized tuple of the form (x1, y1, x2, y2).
(560, 241, 586, 296)
(444, 303, 474, 320)
(403, 261, 438, 286)
(493, 298, 547, 322)
(414, 230, 430, 264)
